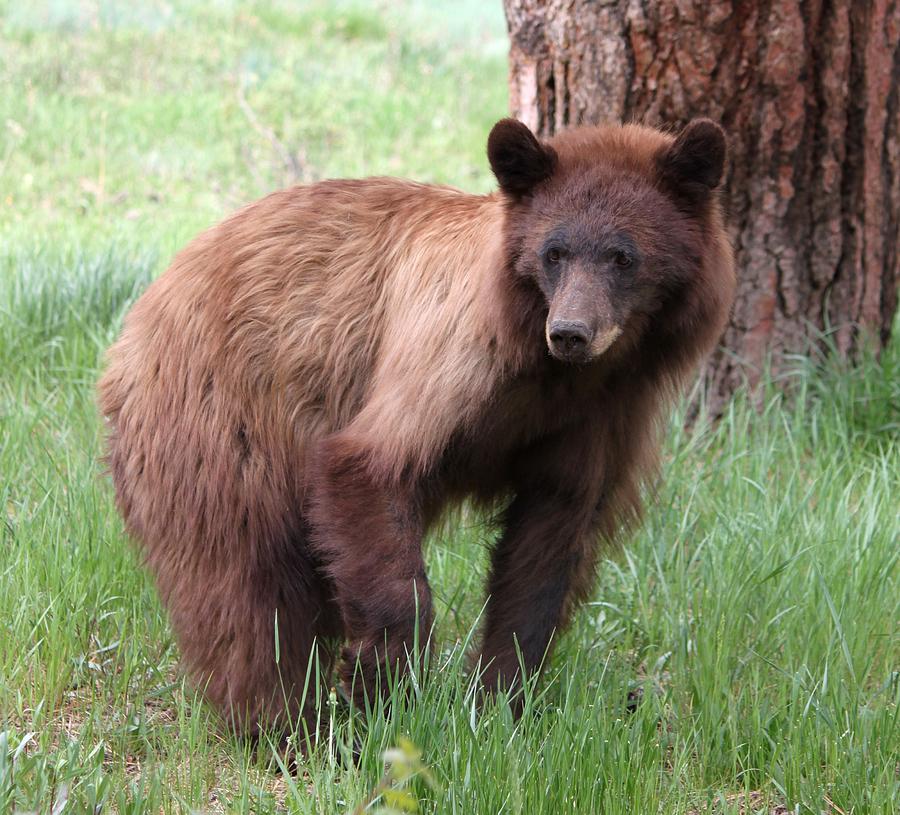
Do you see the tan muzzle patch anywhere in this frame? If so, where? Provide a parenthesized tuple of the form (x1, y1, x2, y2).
(590, 325, 622, 356)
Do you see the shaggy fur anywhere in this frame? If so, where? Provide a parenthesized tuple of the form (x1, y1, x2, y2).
(98, 118, 735, 736)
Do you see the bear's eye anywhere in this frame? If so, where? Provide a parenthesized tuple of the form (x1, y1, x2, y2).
(614, 251, 633, 269)
(546, 247, 563, 265)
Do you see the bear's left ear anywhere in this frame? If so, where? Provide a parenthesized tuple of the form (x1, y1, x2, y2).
(488, 118, 558, 198)
(657, 119, 727, 207)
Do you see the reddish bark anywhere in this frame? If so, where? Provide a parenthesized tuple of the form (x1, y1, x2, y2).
(503, 0, 900, 404)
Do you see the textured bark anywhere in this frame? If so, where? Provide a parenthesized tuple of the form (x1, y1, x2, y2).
(504, 0, 900, 404)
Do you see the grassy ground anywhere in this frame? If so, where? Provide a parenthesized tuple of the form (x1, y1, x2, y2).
(1, 2, 898, 813)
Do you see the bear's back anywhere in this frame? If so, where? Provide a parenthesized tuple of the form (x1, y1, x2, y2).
(98, 178, 506, 555)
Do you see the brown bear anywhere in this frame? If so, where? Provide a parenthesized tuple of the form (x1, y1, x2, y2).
(98, 117, 735, 737)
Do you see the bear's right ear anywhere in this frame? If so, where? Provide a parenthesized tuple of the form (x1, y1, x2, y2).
(657, 119, 727, 209)
(488, 118, 558, 198)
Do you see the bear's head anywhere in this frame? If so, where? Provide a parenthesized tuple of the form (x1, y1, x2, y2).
(488, 117, 729, 365)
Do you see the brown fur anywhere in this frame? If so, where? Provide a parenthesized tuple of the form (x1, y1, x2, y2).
(98, 119, 735, 735)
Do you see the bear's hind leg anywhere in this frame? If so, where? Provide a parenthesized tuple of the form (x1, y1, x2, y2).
(162, 534, 339, 743)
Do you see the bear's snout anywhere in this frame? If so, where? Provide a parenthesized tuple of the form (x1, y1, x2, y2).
(548, 319, 593, 362)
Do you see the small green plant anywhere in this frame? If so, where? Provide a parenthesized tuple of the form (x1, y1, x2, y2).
(353, 736, 440, 815)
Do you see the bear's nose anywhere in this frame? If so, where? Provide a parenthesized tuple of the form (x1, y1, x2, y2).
(548, 320, 592, 356)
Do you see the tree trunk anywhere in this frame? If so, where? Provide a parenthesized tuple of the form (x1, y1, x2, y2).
(503, 0, 900, 405)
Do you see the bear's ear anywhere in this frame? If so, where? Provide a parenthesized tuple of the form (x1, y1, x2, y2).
(657, 119, 726, 207)
(488, 118, 558, 198)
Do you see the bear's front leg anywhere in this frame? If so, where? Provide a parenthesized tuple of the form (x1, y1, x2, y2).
(478, 427, 606, 708)
(309, 433, 432, 709)
(479, 490, 601, 703)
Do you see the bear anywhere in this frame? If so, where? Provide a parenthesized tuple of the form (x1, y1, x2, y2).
(98, 117, 735, 738)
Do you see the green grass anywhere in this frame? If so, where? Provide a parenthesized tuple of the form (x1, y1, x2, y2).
(1, 2, 898, 813)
